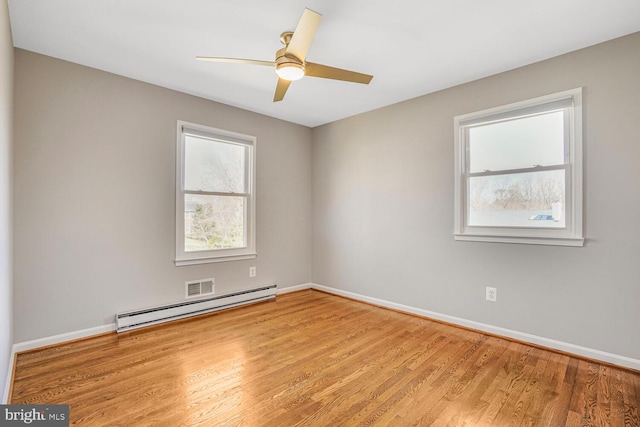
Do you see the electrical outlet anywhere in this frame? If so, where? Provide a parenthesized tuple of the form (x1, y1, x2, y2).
(249, 266, 256, 278)
(486, 287, 497, 302)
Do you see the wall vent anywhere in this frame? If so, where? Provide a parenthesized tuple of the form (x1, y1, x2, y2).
(116, 284, 277, 333)
(186, 278, 215, 298)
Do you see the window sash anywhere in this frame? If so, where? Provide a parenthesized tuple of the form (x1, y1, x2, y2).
(466, 163, 567, 178)
(462, 107, 571, 231)
(182, 135, 249, 194)
(184, 190, 251, 197)
(463, 108, 571, 175)
(465, 167, 569, 230)
(457, 98, 573, 127)
(183, 193, 248, 252)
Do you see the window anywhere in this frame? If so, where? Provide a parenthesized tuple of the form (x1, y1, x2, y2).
(176, 121, 256, 265)
(454, 88, 583, 246)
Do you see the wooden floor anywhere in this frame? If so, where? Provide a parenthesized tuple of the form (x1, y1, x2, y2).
(10, 290, 640, 426)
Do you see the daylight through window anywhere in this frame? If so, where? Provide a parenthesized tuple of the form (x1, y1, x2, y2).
(454, 88, 584, 246)
(176, 122, 256, 265)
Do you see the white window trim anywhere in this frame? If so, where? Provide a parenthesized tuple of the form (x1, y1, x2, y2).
(453, 88, 584, 247)
(175, 121, 257, 266)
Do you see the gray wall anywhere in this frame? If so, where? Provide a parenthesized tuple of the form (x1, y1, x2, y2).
(13, 50, 312, 342)
(11, 30, 640, 363)
(0, 0, 13, 403)
(312, 33, 640, 360)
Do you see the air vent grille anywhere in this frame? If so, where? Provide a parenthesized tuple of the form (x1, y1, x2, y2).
(186, 278, 215, 298)
(201, 280, 214, 294)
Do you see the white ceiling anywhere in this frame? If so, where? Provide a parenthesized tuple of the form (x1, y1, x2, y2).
(7, 0, 640, 128)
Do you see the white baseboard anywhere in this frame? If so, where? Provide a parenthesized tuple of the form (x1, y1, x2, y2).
(12, 324, 116, 355)
(2, 351, 14, 404)
(311, 283, 640, 371)
(277, 283, 313, 295)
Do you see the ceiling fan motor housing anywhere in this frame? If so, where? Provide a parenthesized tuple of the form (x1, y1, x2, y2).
(275, 46, 305, 80)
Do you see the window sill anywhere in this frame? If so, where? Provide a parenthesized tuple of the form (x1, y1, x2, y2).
(175, 252, 257, 266)
(454, 234, 584, 247)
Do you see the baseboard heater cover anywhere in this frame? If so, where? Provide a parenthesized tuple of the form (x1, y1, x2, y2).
(115, 284, 277, 333)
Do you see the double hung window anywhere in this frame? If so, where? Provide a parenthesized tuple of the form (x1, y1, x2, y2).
(454, 88, 583, 246)
(176, 121, 256, 265)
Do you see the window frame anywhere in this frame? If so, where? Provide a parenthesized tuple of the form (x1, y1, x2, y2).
(175, 121, 257, 265)
(453, 88, 584, 246)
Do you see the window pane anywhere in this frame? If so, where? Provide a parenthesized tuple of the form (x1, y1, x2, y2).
(184, 194, 245, 251)
(468, 111, 565, 173)
(467, 170, 565, 228)
(184, 135, 246, 193)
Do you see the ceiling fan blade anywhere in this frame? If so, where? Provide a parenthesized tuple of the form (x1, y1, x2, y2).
(196, 56, 275, 67)
(273, 78, 292, 102)
(305, 62, 373, 84)
(286, 8, 322, 61)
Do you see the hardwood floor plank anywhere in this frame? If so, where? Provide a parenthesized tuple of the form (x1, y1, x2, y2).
(622, 368, 640, 426)
(528, 351, 569, 425)
(10, 290, 640, 426)
(551, 356, 580, 426)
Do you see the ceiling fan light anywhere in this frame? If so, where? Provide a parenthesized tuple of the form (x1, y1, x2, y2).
(276, 63, 305, 81)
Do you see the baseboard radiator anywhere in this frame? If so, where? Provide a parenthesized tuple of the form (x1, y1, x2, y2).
(115, 284, 277, 333)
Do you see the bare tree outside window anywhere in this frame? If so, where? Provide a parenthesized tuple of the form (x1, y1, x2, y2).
(184, 136, 247, 251)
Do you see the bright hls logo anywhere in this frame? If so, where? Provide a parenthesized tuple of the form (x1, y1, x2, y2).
(1, 405, 69, 426)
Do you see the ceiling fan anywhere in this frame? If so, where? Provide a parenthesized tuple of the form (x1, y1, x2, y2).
(196, 8, 373, 102)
